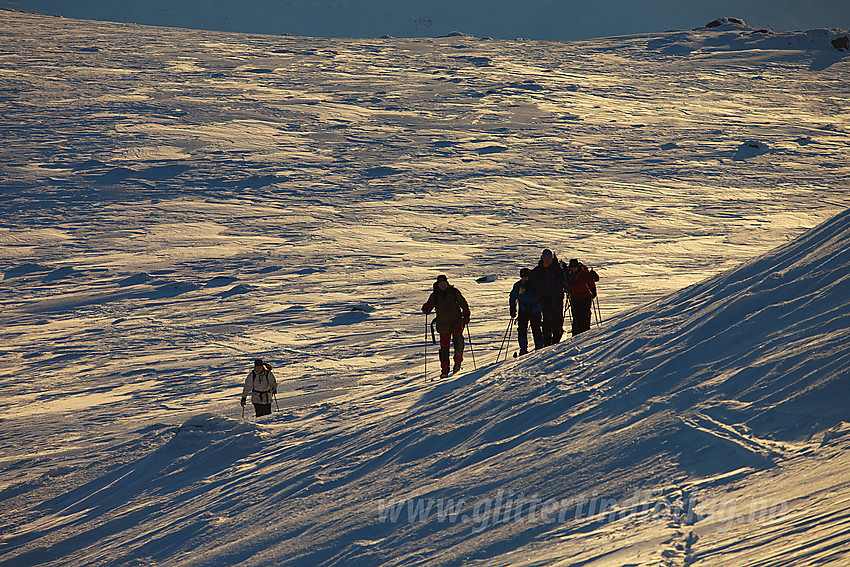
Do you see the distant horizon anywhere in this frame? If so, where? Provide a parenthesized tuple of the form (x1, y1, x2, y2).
(1, 0, 848, 41)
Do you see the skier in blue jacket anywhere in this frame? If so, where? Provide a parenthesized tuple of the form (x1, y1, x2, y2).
(509, 267, 543, 355)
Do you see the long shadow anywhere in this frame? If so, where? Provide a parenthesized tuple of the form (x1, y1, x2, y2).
(0, 415, 261, 565)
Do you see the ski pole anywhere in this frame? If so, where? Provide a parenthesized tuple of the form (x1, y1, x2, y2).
(465, 323, 477, 370)
(424, 313, 429, 382)
(241, 404, 245, 420)
(593, 294, 603, 327)
(496, 318, 508, 363)
(496, 317, 514, 363)
(273, 392, 280, 412)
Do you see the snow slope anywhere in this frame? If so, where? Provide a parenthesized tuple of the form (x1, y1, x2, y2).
(3, 200, 850, 567)
(1, 0, 849, 40)
(0, 10, 849, 567)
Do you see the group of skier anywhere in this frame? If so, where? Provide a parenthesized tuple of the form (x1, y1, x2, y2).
(241, 249, 600, 415)
(422, 248, 600, 379)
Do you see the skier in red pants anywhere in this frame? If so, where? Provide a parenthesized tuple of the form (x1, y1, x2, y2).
(422, 274, 471, 379)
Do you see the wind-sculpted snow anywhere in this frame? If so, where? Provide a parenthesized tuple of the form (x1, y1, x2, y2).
(0, 10, 849, 567)
(2, 216, 849, 565)
(525, 208, 850, 441)
(1, 415, 262, 567)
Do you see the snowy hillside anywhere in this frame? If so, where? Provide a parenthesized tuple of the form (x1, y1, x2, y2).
(3, 206, 850, 566)
(1, 9, 849, 567)
(2, 0, 850, 40)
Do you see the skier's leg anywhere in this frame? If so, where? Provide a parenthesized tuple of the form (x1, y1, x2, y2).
(439, 332, 451, 376)
(552, 297, 565, 343)
(580, 298, 593, 333)
(517, 312, 530, 354)
(254, 403, 272, 417)
(530, 312, 543, 349)
(541, 298, 555, 346)
(452, 332, 464, 373)
(571, 298, 592, 335)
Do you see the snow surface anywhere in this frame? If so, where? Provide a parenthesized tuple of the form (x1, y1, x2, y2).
(1, 0, 849, 40)
(1, 9, 850, 567)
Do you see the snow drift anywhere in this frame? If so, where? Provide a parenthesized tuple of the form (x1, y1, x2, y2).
(4, 209, 848, 565)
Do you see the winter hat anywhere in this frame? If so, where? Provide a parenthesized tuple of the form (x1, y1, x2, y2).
(541, 249, 553, 259)
(436, 274, 448, 283)
(569, 258, 580, 267)
(520, 268, 530, 277)
(254, 359, 264, 366)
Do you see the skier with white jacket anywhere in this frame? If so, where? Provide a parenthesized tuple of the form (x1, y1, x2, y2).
(241, 359, 277, 417)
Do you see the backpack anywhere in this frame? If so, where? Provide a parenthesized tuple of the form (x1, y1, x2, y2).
(251, 363, 273, 384)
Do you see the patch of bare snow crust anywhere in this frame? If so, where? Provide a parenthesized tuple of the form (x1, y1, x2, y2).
(0, 10, 849, 567)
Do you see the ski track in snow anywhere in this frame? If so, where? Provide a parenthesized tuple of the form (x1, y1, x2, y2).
(0, 11, 849, 567)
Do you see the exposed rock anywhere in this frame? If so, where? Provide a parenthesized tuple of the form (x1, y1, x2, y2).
(705, 17, 746, 28)
(832, 36, 850, 51)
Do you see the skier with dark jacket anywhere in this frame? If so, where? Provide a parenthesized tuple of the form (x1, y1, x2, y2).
(509, 267, 543, 355)
(422, 274, 471, 378)
(566, 258, 600, 336)
(529, 249, 567, 346)
(241, 359, 277, 417)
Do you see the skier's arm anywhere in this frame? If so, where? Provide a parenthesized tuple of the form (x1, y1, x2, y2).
(241, 372, 253, 406)
(457, 292, 471, 323)
(243, 373, 253, 397)
(422, 292, 435, 314)
(509, 284, 519, 317)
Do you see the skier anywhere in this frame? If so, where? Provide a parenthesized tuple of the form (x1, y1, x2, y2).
(241, 359, 277, 417)
(529, 249, 567, 346)
(422, 274, 471, 378)
(566, 258, 600, 336)
(509, 267, 543, 355)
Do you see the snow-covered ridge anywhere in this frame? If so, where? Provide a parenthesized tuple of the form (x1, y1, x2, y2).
(650, 19, 850, 56)
(534, 206, 850, 442)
